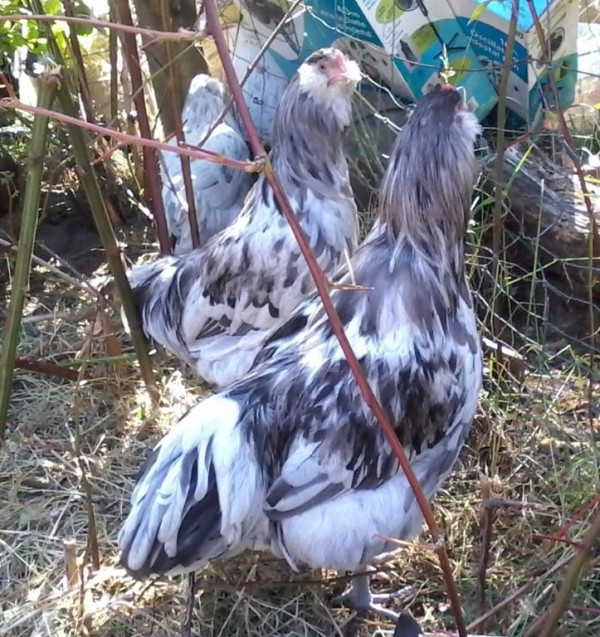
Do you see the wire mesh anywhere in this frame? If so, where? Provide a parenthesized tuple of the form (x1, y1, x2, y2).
(0, 1, 599, 635)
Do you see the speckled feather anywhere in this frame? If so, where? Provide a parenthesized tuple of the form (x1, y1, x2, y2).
(161, 74, 254, 253)
(127, 49, 360, 387)
(119, 87, 483, 582)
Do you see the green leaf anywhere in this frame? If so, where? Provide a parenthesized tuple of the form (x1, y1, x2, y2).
(42, 0, 63, 16)
(469, 0, 494, 24)
(74, 24, 93, 37)
(8, 32, 28, 47)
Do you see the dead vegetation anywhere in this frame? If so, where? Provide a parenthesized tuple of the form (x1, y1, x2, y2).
(1, 2, 599, 636)
(0, 222, 598, 636)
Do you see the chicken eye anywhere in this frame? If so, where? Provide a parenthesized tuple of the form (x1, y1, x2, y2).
(318, 61, 328, 72)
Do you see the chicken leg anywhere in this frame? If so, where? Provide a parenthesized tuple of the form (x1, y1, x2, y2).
(333, 572, 413, 621)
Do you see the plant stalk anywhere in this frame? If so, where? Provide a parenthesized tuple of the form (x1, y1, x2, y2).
(527, 509, 600, 637)
(26, 0, 158, 402)
(0, 69, 59, 442)
(114, 0, 171, 255)
(159, 0, 200, 248)
(490, 0, 518, 340)
(0, 97, 263, 172)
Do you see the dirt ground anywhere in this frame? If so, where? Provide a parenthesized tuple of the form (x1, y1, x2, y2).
(0, 181, 598, 637)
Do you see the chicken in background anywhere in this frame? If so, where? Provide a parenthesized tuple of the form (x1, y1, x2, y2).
(392, 613, 424, 637)
(125, 48, 360, 387)
(161, 74, 254, 252)
(118, 86, 483, 621)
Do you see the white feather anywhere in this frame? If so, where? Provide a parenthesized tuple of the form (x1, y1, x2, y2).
(119, 86, 482, 615)
(126, 50, 360, 387)
(161, 74, 253, 253)
(118, 394, 270, 575)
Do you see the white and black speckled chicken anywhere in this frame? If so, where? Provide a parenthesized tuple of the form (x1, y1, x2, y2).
(118, 86, 483, 620)
(161, 74, 254, 253)
(127, 48, 360, 387)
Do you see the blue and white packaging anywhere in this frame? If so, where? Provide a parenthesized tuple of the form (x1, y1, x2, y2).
(226, 0, 499, 139)
(454, 0, 578, 128)
(221, 0, 577, 136)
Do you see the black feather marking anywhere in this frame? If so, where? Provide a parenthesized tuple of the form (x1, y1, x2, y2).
(264, 310, 308, 347)
(143, 460, 223, 577)
(283, 262, 298, 288)
(268, 301, 279, 319)
(266, 480, 343, 521)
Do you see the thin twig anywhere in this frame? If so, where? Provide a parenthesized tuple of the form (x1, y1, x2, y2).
(1, 13, 206, 42)
(0, 68, 60, 443)
(181, 573, 196, 637)
(69, 414, 101, 570)
(467, 553, 574, 631)
(108, 1, 118, 122)
(0, 72, 18, 100)
(483, 498, 546, 511)
(14, 356, 85, 381)
(61, 0, 95, 124)
(0, 236, 115, 310)
(202, 0, 468, 634)
(0, 98, 264, 172)
(477, 477, 495, 620)
(20, 309, 95, 324)
(527, 509, 600, 637)
(160, 1, 200, 249)
(551, 494, 600, 541)
(530, 534, 587, 550)
(26, 0, 159, 404)
(490, 0, 518, 340)
(114, 0, 170, 255)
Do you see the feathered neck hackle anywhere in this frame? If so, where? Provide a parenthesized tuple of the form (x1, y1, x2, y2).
(380, 86, 481, 251)
(182, 75, 227, 134)
(269, 58, 356, 189)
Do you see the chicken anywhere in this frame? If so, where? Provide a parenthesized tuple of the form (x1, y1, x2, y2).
(118, 85, 483, 620)
(161, 74, 253, 252)
(392, 613, 423, 637)
(127, 48, 361, 387)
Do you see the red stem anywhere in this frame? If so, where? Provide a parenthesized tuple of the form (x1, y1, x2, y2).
(15, 356, 86, 381)
(0, 72, 17, 100)
(114, 0, 171, 255)
(159, 3, 200, 249)
(553, 494, 600, 540)
(531, 534, 587, 550)
(1, 13, 205, 42)
(202, 0, 467, 634)
(0, 99, 262, 173)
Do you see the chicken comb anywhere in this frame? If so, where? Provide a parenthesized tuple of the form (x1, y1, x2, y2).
(439, 84, 456, 92)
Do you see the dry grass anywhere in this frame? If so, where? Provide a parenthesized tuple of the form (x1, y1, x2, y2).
(0, 250, 598, 637)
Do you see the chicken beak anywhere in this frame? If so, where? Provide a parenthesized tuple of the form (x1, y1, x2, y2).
(328, 53, 362, 86)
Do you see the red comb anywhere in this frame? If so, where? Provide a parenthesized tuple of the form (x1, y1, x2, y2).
(440, 84, 455, 92)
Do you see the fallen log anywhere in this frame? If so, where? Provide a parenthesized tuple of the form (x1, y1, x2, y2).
(490, 143, 600, 304)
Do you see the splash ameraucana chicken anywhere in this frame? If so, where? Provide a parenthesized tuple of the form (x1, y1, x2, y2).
(118, 86, 483, 620)
(161, 74, 253, 253)
(126, 48, 360, 387)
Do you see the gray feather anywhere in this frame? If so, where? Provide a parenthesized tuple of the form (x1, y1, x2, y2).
(127, 50, 360, 387)
(161, 74, 254, 252)
(119, 85, 482, 581)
